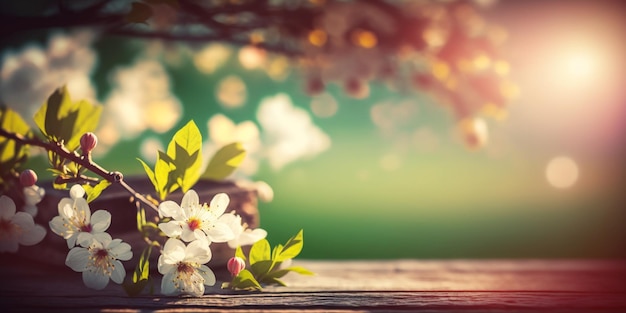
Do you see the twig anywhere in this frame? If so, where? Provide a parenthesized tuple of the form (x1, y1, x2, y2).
(0, 128, 159, 213)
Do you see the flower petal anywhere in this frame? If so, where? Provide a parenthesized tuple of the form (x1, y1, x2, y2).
(209, 193, 230, 217)
(19, 224, 46, 246)
(83, 269, 110, 290)
(111, 242, 133, 261)
(206, 222, 235, 243)
(58, 198, 73, 218)
(77, 232, 94, 247)
(23, 185, 45, 206)
(74, 198, 91, 224)
(199, 264, 216, 287)
(157, 256, 175, 275)
(160, 269, 177, 295)
(70, 184, 86, 199)
(11, 211, 35, 229)
(110, 260, 126, 284)
(158, 201, 185, 220)
(181, 190, 200, 210)
(49, 216, 68, 238)
(238, 228, 268, 247)
(180, 227, 197, 242)
(162, 238, 186, 263)
(91, 210, 111, 233)
(159, 221, 183, 238)
(66, 247, 90, 272)
(185, 239, 211, 264)
(0, 195, 16, 219)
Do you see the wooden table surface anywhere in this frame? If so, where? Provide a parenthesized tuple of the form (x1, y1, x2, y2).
(1, 257, 625, 312)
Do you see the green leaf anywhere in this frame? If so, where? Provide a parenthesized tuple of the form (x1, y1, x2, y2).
(167, 120, 202, 192)
(0, 107, 31, 174)
(133, 246, 152, 283)
(235, 245, 247, 262)
(126, 2, 153, 24)
(282, 266, 315, 276)
(249, 239, 270, 265)
(67, 100, 102, 151)
(229, 269, 262, 291)
(271, 244, 284, 261)
(277, 229, 304, 262)
(201, 142, 246, 180)
(82, 180, 111, 203)
(137, 158, 157, 191)
(250, 260, 273, 277)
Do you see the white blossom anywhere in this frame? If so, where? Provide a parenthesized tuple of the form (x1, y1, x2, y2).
(158, 190, 234, 243)
(220, 212, 267, 249)
(65, 233, 132, 290)
(0, 195, 46, 253)
(158, 238, 216, 296)
(49, 185, 111, 248)
(22, 185, 45, 217)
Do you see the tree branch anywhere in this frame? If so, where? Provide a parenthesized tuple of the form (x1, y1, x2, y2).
(0, 128, 159, 213)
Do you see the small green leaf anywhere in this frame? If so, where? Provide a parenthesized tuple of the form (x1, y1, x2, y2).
(82, 180, 111, 203)
(126, 2, 153, 24)
(230, 269, 262, 291)
(235, 245, 247, 262)
(137, 158, 157, 191)
(201, 142, 246, 180)
(250, 260, 273, 277)
(271, 244, 284, 261)
(0, 107, 31, 175)
(277, 229, 304, 262)
(249, 239, 270, 265)
(133, 246, 152, 283)
(167, 120, 202, 192)
(283, 266, 315, 276)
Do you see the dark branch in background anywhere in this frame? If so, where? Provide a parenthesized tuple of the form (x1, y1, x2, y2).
(0, 127, 159, 213)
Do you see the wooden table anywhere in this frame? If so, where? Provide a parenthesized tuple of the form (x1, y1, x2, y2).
(1, 257, 625, 312)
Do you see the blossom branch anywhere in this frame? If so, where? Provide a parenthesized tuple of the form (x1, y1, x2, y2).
(0, 127, 159, 213)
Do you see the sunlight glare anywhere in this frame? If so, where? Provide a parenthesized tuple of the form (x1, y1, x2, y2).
(546, 156, 579, 189)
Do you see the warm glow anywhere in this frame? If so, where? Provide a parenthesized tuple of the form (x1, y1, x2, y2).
(351, 29, 377, 49)
(308, 29, 327, 47)
(431, 61, 450, 81)
(564, 50, 595, 79)
(546, 156, 579, 189)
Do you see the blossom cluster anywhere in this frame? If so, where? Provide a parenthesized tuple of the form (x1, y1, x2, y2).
(0, 170, 46, 253)
(157, 189, 266, 296)
(49, 184, 132, 290)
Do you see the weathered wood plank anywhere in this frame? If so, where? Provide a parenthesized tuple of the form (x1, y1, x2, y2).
(1, 257, 625, 312)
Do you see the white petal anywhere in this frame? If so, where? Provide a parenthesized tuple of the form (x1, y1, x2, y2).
(58, 198, 73, 218)
(77, 232, 94, 247)
(193, 229, 209, 242)
(110, 242, 133, 261)
(49, 216, 68, 237)
(206, 222, 235, 243)
(67, 234, 78, 249)
(238, 228, 268, 247)
(159, 221, 183, 238)
(185, 240, 211, 264)
(180, 227, 197, 242)
(19, 224, 46, 246)
(219, 212, 242, 235)
(0, 195, 16, 219)
(199, 265, 216, 287)
(66, 247, 89, 272)
(110, 260, 126, 284)
(90, 210, 111, 232)
(83, 269, 110, 290)
(181, 190, 200, 210)
(92, 232, 112, 245)
(157, 256, 175, 275)
(160, 270, 177, 295)
(11, 211, 35, 229)
(158, 201, 185, 220)
(74, 198, 91, 224)
(209, 193, 230, 217)
(23, 186, 44, 205)
(70, 184, 86, 199)
(22, 205, 38, 217)
(162, 238, 186, 263)
(186, 271, 205, 296)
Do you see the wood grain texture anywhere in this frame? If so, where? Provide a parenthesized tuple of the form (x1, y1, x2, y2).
(1, 257, 625, 312)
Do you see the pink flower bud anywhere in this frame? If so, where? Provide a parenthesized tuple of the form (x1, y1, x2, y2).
(227, 256, 246, 277)
(80, 132, 98, 154)
(19, 169, 38, 187)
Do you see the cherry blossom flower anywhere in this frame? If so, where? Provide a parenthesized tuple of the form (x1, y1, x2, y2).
(22, 185, 45, 217)
(158, 238, 216, 296)
(65, 233, 132, 290)
(0, 195, 46, 253)
(158, 190, 234, 243)
(220, 212, 267, 249)
(49, 185, 111, 248)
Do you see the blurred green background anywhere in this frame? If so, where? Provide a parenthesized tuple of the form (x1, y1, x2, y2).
(4, 0, 626, 259)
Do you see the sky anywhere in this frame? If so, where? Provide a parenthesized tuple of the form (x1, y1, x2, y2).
(1, 0, 625, 259)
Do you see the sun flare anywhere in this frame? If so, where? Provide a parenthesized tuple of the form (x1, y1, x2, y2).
(545, 156, 579, 189)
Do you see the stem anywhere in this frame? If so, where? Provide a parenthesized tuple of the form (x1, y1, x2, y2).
(0, 128, 159, 213)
